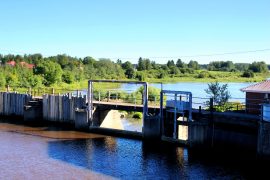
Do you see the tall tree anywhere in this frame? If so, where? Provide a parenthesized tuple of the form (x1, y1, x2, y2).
(176, 59, 186, 68)
(188, 60, 200, 70)
(249, 61, 268, 73)
(137, 57, 146, 71)
(167, 60, 175, 68)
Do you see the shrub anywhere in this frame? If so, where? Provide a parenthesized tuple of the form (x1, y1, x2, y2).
(132, 112, 143, 119)
(0, 73, 6, 87)
(197, 71, 210, 78)
(242, 70, 254, 78)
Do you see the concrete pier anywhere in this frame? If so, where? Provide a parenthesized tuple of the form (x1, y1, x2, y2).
(75, 108, 89, 130)
(257, 121, 270, 159)
(143, 115, 161, 140)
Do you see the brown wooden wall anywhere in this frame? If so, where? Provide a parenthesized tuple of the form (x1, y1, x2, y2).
(246, 92, 267, 114)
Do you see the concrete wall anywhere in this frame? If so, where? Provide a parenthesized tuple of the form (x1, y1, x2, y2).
(257, 121, 270, 159)
(143, 115, 161, 140)
(190, 112, 258, 151)
(189, 121, 210, 148)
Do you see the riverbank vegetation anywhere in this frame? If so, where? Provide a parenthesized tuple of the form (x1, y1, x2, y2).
(0, 54, 269, 91)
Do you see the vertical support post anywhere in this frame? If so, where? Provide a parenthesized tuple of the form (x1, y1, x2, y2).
(88, 80, 93, 125)
(210, 98, 214, 113)
(210, 97, 214, 147)
(28, 87, 31, 95)
(173, 93, 177, 139)
(98, 91, 101, 102)
(189, 92, 192, 121)
(6, 85, 10, 92)
(160, 91, 164, 136)
(142, 83, 148, 132)
(77, 89, 79, 97)
(107, 91, 110, 102)
(52, 88, 55, 95)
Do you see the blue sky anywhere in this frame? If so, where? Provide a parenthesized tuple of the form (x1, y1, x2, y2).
(0, 0, 269, 64)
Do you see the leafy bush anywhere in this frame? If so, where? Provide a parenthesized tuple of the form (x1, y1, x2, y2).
(0, 73, 6, 87)
(136, 86, 160, 102)
(62, 71, 75, 84)
(205, 82, 231, 106)
(197, 71, 210, 78)
(132, 112, 143, 119)
(242, 70, 254, 78)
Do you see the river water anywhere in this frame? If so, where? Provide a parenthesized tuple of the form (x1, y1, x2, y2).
(121, 82, 253, 100)
(0, 120, 266, 179)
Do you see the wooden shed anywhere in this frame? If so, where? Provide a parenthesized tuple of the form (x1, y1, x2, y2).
(241, 80, 270, 114)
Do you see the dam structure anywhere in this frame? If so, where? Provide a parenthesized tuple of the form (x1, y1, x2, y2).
(0, 80, 270, 159)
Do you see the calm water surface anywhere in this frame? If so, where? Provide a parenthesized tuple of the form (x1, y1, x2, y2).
(0, 120, 267, 179)
(121, 82, 253, 99)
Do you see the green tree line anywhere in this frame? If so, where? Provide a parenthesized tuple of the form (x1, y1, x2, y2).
(0, 53, 269, 88)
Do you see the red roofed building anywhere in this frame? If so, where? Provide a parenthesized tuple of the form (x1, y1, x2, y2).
(6, 60, 35, 69)
(241, 80, 270, 114)
(6, 60, 16, 66)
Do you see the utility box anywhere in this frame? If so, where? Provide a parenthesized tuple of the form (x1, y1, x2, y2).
(166, 100, 189, 112)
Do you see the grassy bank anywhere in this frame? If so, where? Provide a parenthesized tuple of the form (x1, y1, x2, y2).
(147, 71, 269, 83)
(1, 71, 269, 94)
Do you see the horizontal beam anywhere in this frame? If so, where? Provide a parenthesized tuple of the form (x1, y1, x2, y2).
(88, 80, 147, 85)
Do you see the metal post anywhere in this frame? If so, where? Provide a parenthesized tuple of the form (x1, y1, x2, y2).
(189, 92, 192, 121)
(174, 93, 177, 139)
(160, 91, 164, 136)
(142, 83, 148, 132)
(77, 89, 79, 97)
(52, 88, 55, 95)
(88, 81, 93, 125)
(210, 98, 214, 113)
(98, 91, 101, 102)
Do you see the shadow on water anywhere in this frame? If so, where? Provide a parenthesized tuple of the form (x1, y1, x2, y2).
(1, 119, 268, 179)
(47, 137, 267, 179)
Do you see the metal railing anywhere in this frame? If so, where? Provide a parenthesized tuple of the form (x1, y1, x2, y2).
(1, 85, 268, 114)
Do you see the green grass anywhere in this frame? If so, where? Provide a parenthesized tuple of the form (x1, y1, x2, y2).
(1, 71, 269, 94)
(147, 71, 269, 83)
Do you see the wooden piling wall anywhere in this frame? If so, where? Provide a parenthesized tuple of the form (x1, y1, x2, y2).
(42, 94, 86, 123)
(0, 92, 32, 116)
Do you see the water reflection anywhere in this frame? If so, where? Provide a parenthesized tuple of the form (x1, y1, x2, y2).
(47, 137, 248, 179)
(0, 120, 267, 179)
